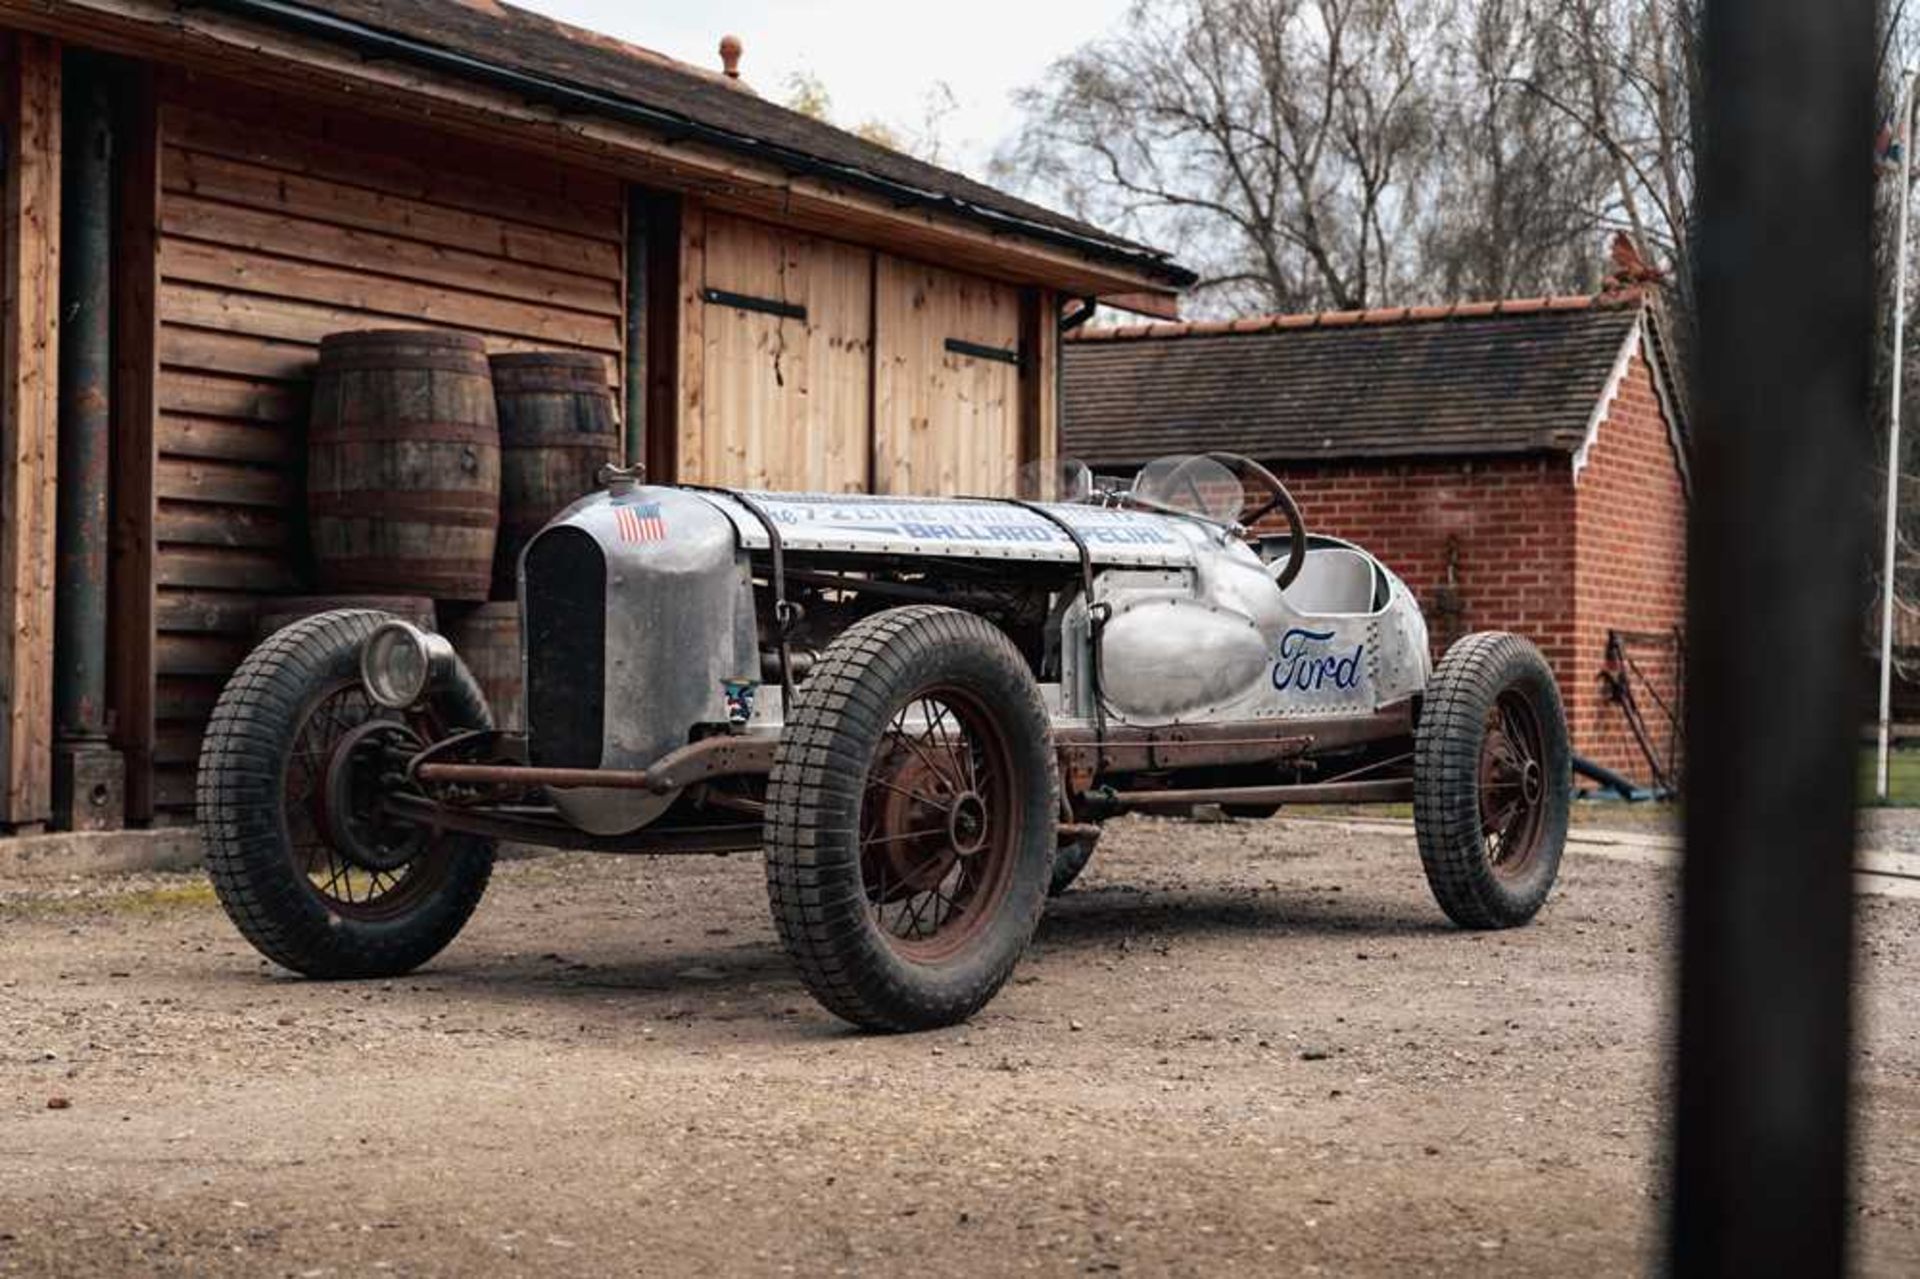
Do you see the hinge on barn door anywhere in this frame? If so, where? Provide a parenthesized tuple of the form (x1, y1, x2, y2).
(701, 288, 807, 322)
(944, 337, 1023, 367)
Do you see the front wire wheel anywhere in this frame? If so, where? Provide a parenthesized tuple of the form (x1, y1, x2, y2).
(284, 683, 442, 918)
(766, 607, 1057, 1031)
(198, 609, 496, 978)
(1413, 632, 1570, 928)
(860, 692, 1020, 958)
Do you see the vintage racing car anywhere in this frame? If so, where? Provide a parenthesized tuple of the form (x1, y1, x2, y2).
(197, 454, 1571, 1031)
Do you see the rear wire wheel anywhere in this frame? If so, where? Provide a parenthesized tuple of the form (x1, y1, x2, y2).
(198, 609, 496, 977)
(765, 606, 1057, 1031)
(1413, 632, 1570, 928)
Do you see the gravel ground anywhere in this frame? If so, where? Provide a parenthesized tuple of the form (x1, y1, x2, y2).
(3, 815, 1918, 1277)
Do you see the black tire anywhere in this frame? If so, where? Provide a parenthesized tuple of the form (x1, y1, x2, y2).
(1413, 632, 1570, 929)
(765, 606, 1057, 1031)
(197, 609, 496, 978)
(1048, 836, 1096, 896)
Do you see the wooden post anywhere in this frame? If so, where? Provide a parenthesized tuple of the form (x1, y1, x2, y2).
(0, 32, 61, 830)
(672, 195, 705, 484)
(621, 184, 647, 469)
(111, 65, 158, 824)
(1018, 287, 1060, 474)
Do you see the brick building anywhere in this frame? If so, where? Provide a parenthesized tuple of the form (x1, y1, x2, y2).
(1061, 292, 1689, 783)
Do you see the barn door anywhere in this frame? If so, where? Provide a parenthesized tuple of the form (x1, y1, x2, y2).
(873, 254, 1021, 497)
(691, 213, 871, 491)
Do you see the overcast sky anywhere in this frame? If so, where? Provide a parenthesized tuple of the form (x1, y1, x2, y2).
(510, 0, 1133, 179)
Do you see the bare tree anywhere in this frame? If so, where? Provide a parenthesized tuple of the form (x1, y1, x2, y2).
(997, 0, 1453, 313)
(1421, 0, 1615, 298)
(780, 71, 958, 162)
(1508, 0, 1700, 319)
(997, 0, 1717, 316)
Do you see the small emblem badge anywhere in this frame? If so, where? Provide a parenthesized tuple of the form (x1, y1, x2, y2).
(615, 502, 666, 544)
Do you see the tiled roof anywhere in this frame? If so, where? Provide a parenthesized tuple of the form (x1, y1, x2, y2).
(256, 0, 1190, 285)
(1063, 294, 1656, 467)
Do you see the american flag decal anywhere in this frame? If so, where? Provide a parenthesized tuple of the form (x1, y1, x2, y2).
(615, 502, 667, 543)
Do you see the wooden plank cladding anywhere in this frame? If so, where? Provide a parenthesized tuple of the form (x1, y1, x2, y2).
(874, 254, 1022, 498)
(681, 208, 873, 492)
(674, 209, 1050, 499)
(0, 31, 61, 827)
(147, 69, 626, 810)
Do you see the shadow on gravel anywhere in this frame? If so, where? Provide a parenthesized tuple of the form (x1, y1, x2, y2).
(185, 885, 1448, 1040)
(1035, 886, 1454, 946)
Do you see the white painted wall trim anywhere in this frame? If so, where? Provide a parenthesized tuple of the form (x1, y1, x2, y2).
(1642, 321, 1696, 498)
(1570, 313, 1644, 482)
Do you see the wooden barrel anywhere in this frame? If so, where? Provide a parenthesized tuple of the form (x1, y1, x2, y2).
(308, 330, 500, 601)
(443, 601, 523, 730)
(256, 595, 437, 641)
(489, 351, 619, 599)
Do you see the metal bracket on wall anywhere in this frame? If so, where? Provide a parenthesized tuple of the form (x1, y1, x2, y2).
(701, 288, 806, 322)
(944, 337, 1022, 367)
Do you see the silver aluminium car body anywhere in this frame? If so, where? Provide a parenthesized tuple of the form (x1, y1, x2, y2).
(524, 479, 1430, 835)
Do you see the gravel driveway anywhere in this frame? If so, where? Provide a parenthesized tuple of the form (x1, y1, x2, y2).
(3, 815, 1917, 1276)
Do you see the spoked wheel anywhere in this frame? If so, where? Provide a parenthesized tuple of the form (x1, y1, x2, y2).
(286, 684, 446, 920)
(1477, 689, 1551, 880)
(199, 610, 496, 978)
(860, 692, 1020, 956)
(1413, 632, 1569, 929)
(766, 606, 1057, 1031)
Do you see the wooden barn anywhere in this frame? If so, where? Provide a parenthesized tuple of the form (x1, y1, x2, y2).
(1062, 288, 1690, 788)
(0, 0, 1190, 834)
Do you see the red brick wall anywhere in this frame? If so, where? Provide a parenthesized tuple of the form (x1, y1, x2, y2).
(1262, 347, 1686, 781)
(1272, 458, 1579, 701)
(1569, 352, 1689, 780)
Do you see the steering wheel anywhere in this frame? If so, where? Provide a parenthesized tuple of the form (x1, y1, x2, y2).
(1152, 454, 1308, 589)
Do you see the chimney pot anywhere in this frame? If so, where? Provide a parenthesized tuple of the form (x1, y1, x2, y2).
(719, 34, 742, 79)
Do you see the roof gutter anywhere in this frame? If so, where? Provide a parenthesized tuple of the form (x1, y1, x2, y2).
(192, 0, 1198, 289)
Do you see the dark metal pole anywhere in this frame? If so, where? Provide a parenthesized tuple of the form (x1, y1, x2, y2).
(623, 185, 648, 470)
(1673, 1, 1874, 1272)
(54, 58, 113, 745)
(52, 54, 125, 830)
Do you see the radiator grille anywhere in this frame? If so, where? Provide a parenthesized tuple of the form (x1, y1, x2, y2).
(523, 527, 606, 768)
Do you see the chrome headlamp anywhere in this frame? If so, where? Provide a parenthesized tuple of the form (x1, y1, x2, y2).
(360, 620, 456, 710)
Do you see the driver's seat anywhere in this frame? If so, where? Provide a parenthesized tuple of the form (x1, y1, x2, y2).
(1277, 545, 1381, 615)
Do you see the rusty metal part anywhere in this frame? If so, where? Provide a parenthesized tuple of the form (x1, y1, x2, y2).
(405, 728, 526, 773)
(322, 718, 428, 873)
(1054, 702, 1413, 776)
(413, 733, 776, 793)
(381, 792, 763, 853)
(861, 691, 1021, 962)
(1056, 821, 1103, 844)
(1091, 777, 1414, 812)
(292, 683, 455, 919)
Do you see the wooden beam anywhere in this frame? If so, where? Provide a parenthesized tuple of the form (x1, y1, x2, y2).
(1099, 290, 1183, 322)
(1018, 288, 1061, 473)
(621, 184, 646, 467)
(0, 31, 61, 827)
(673, 196, 706, 484)
(112, 63, 159, 822)
(0, 0, 1183, 302)
(642, 191, 682, 482)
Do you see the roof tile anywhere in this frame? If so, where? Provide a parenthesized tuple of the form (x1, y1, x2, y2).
(1063, 296, 1648, 466)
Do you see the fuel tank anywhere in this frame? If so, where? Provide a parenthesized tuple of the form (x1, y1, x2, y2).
(519, 483, 757, 834)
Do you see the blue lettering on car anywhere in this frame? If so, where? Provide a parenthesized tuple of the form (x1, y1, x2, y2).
(1272, 627, 1365, 692)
